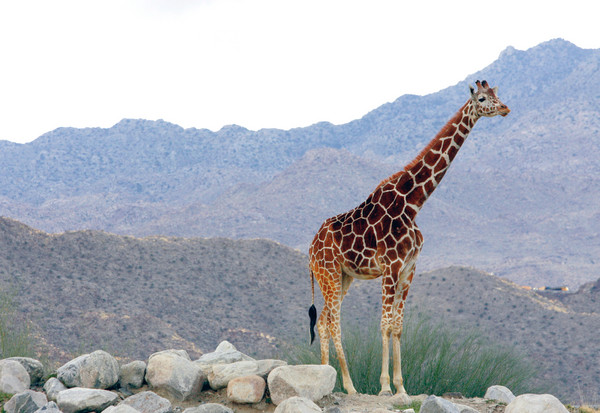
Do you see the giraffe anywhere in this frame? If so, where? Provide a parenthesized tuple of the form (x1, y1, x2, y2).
(308, 80, 510, 396)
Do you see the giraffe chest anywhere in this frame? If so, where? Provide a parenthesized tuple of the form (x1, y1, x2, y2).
(337, 215, 423, 278)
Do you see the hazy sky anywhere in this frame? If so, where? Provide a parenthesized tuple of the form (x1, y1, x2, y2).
(0, 0, 597, 143)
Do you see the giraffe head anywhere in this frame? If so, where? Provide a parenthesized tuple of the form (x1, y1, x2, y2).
(469, 80, 510, 118)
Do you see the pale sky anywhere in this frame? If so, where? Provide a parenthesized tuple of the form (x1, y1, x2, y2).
(0, 0, 598, 144)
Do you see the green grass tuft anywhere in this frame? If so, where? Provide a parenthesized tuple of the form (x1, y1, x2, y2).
(284, 312, 538, 397)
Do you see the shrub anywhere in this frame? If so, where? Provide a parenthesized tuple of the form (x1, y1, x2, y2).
(284, 312, 538, 397)
(0, 289, 36, 359)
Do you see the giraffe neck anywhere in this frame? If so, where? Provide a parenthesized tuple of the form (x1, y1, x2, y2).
(383, 99, 480, 215)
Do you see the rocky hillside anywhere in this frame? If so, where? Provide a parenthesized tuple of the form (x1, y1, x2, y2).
(1, 217, 599, 403)
(1, 39, 599, 289)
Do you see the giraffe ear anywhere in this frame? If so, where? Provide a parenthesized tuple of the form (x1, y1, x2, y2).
(493, 86, 499, 95)
(469, 85, 475, 96)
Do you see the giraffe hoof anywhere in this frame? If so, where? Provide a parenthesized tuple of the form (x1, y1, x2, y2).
(378, 390, 393, 397)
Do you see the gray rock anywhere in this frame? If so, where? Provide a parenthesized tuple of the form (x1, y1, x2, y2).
(102, 405, 141, 413)
(4, 390, 47, 413)
(182, 404, 233, 413)
(119, 390, 172, 413)
(454, 404, 479, 413)
(226, 374, 265, 404)
(267, 365, 336, 406)
(6, 358, 44, 385)
(273, 396, 322, 413)
(420, 395, 460, 413)
(209, 359, 286, 390)
(33, 402, 62, 413)
(56, 387, 118, 413)
(0, 359, 31, 394)
(195, 341, 254, 367)
(151, 349, 191, 360)
(145, 350, 205, 401)
(484, 385, 515, 404)
(505, 394, 569, 413)
(119, 361, 146, 389)
(43, 378, 67, 402)
(57, 350, 119, 389)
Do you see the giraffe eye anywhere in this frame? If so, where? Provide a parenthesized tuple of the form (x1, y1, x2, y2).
(478, 97, 486, 102)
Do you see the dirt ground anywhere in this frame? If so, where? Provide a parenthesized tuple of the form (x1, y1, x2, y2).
(173, 388, 508, 413)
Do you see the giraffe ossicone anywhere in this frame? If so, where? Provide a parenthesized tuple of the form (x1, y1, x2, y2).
(308, 80, 510, 396)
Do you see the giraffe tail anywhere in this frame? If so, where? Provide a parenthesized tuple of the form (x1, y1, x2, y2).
(309, 269, 317, 345)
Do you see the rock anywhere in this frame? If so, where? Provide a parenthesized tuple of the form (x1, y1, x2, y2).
(182, 404, 234, 413)
(484, 385, 515, 404)
(145, 350, 205, 401)
(505, 394, 569, 413)
(267, 364, 336, 406)
(33, 402, 62, 413)
(119, 361, 146, 389)
(7, 358, 45, 385)
(4, 390, 47, 413)
(0, 359, 31, 394)
(420, 395, 460, 413)
(390, 392, 411, 406)
(43, 378, 67, 402)
(209, 359, 286, 390)
(195, 341, 254, 366)
(454, 404, 479, 413)
(226, 374, 266, 404)
(273, 396, 322, 413)
(57, 350, 119, 389)
(103, 405, 141, 413)
(118, 390, 171, 413)
(56, 387, 118, 413)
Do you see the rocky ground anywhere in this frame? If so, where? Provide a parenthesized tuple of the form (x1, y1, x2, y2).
(168, 387, 509, 413)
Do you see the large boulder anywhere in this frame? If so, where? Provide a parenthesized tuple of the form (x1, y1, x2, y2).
(56, 387, 118, 413)
(32, 401, 62, 412)
(505, 394, 569, 413)
(195, 341, 254, 366)
(119, 360, 146, 389)
(145, 350, 204, 401)
(3, 390, 47, 413)
(209, 359, 286, 390)
(43, 378, 67, 402)
(273, 396, 322, 413)
(57, 350, 119, 389)
(194, 341, 255, 379)
(484, 385, 516, 404)
(267, 364, 336, 406)
(420, 395, 460, 413)
(182, 404, 233, 413)
(226, 374, 266, 404)
(6, 358, 45, 385)
(0, 359, 30, 394)
(103, 405, 142, 413)
(118, 390, 171, 413)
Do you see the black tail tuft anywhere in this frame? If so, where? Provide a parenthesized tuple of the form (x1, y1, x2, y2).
(308, 304, 317, 344)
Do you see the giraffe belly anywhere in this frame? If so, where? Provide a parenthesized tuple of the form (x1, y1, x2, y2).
(342, 264, 382, 280)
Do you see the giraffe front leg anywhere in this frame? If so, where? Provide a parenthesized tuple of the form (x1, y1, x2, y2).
(379, 322, 393, 396)
(390, 270, 414, 402)
(379, 274, 394, 396)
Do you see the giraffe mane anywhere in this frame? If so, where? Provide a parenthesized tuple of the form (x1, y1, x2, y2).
(375, 100, 470, 189)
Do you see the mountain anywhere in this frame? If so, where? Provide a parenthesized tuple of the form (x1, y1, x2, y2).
(1, 217, 599, 403)
(1, 38, 600, 288)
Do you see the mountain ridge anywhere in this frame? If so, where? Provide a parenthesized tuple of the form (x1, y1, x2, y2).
(1, 38, 599, 289)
